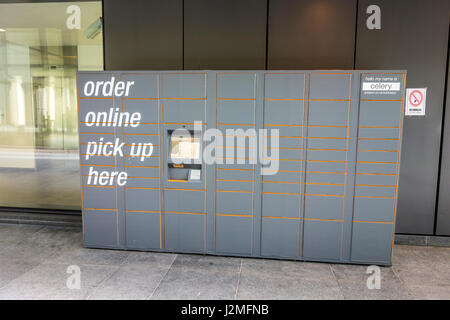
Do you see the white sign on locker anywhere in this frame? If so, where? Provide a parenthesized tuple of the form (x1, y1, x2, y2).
(362, 82, 401, 91)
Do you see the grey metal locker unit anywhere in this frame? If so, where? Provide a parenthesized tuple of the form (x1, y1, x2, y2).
(77, 70, 406, 266)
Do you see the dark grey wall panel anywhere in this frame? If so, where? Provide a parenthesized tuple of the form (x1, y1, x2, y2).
(103, 0, 182, 70)
(184, 0, 267, 69)
(437, 43, 450, 236)
(267, 0, 357, 69)
(355, 0, 450, 234)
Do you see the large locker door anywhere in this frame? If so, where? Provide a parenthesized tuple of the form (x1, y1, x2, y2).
(78, 73, 120, 248)
(260, 73, 306, 259)
(302, 73, 353, 261)
(350, 72, 405, 264)
(121, 73, 162, 250)
(161, 72, 208, 253)
(214, 73, 257, 255)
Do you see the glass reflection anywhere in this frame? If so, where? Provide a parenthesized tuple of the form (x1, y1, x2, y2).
(0, 1, 103, 210)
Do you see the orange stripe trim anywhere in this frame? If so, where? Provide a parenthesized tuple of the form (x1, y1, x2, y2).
(264, 124, 303, 127)
(306, 171, 346, 174)
(359, 126, 400, 128)
(216, 168, 254, 171)
(163, 122, 206, 125)
(217, 98, 255, 101)
(356, 172, 397, 176)
(358, 138, 399, 141)
(217, 123, 254, 126)
(308, 137, 348, 140)
(309, 99, 350, 102)
(164, 188, 205, 191)
(217, 179, 254, 182)
(216, 190, 253, 193)
(304, 218, 344, 222)
(262, 192, 301, 195)
(307, 148, 348, 151)
(360, 99, 402, 102)
(264, 98, 304, 101)
(306, 182, 345, 186)
(165, 211, 206, 215)
(262, 181, 301, 184)
(305, 194, 344, 197)
(356, 184, 396, 188)
(307, 160, 347, 163)
(353, 220, 393, 224)
(216, 213, 253, 217)
(355, 195, 395, 199)
(359, 149, 398, 153)
(308, 125, 348, 128)
(262, 216, 300, 220)
(357, 161, 398, 164)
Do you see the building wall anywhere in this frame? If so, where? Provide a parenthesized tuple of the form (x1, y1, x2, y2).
(103, 0, 183, 70)
(267, 0, 357, 69)
(184, 0, 267, 69)
(355, 0, 450, 235)
(437, 39, 450, 236)
(0, 0, 443, 235)
(102, 0, 450, 236)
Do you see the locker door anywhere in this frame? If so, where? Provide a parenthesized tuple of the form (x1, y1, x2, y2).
(214, 73, 257, 255)
(260, 72, 305, 259)
(302, 73, 353, 261)
(121, 73, 162, 250)
(161, 72, 208, 253)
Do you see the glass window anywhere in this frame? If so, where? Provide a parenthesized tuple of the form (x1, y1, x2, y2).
(170, 133, 201, 161)
(0, 1, 103, 210)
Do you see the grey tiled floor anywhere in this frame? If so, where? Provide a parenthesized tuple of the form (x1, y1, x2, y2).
(0, 223, 449, 300)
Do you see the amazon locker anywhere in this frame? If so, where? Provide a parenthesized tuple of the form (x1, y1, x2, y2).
(77, 70, 406, 265)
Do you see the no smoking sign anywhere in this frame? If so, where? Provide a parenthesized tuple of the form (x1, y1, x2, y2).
(405, 88, 427, 116)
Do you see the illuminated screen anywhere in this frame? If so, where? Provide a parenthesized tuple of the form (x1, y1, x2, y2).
(170, 134, 200, 160)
